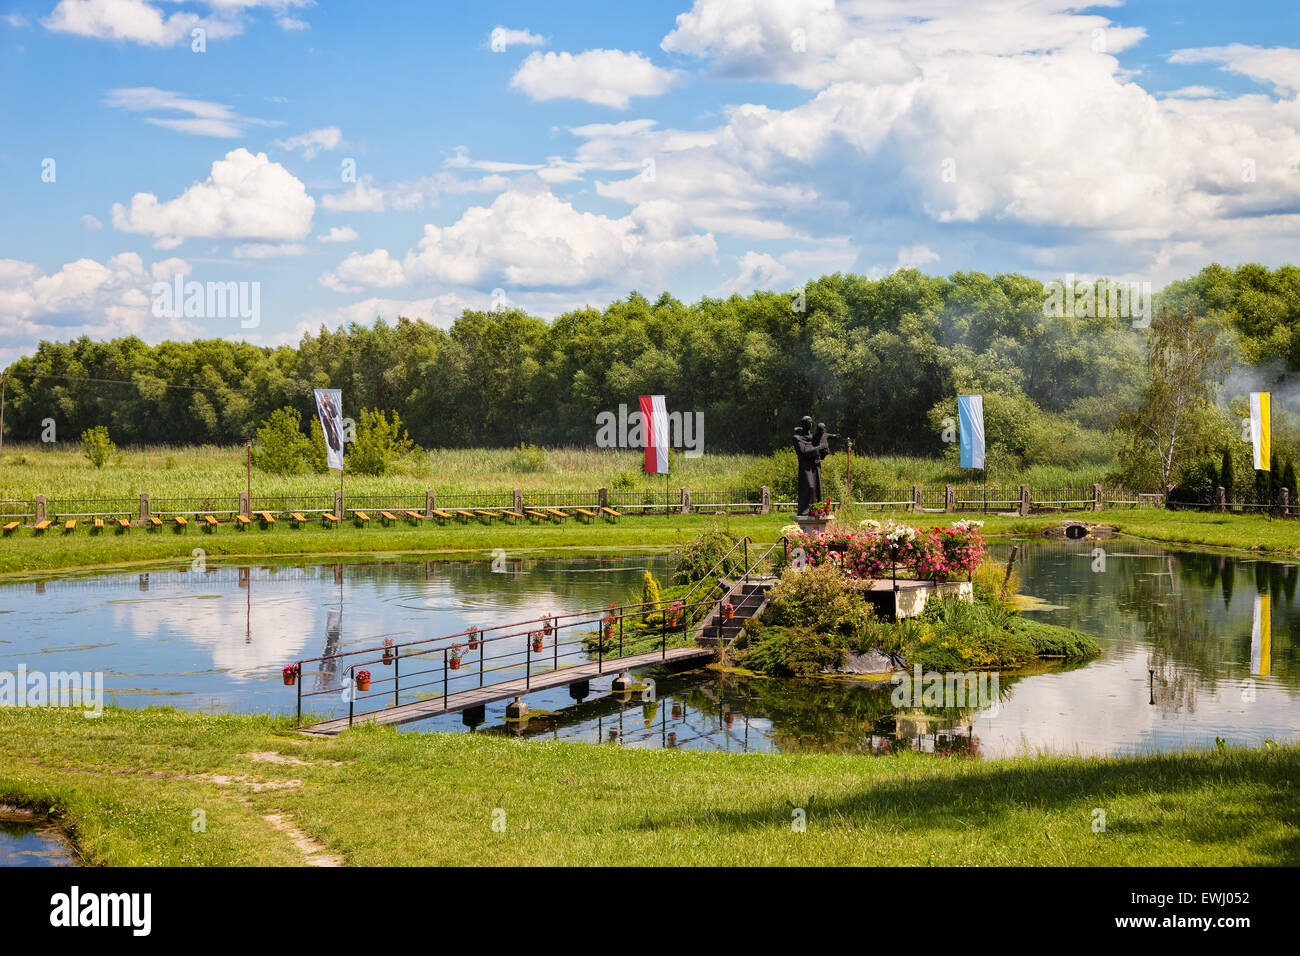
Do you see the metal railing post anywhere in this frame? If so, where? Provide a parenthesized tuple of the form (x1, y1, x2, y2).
(348, 664, 355, 727)
(296, 661, 302, 725)
(393, 648, 400, 708)
(443, 649, 448, 711)
(526, 636, 531, 689)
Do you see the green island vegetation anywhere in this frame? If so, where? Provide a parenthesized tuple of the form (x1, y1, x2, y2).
(0, 706, 1294, 866)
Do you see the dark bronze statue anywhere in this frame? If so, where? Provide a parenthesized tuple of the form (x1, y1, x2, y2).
(793, 415, 834, 515)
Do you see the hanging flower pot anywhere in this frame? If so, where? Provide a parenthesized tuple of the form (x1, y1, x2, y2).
(355, 669, 371, 692)
(722, 602, 735, 620)
(543, 616, 554, 636)
(466, 625, 479, 650)
(671, 703, 683, 720)
(448, 644, 465, 670)
(531, 631, 544, 654)
(667, 601, 683, 627)
(282, 663, 299, 687)
(382, 639, 394, 666)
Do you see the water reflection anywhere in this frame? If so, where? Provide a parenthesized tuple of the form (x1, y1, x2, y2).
(1, 542, 1297, 757)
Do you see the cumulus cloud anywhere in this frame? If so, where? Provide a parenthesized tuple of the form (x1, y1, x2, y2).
(103, 87, 279, 138)
(318, 249, 406, 292)
(711, 251, 794, 296)
(42, 0, 309, 46)
(0, 253, 198, 364)
(489, 26, 544, 51)
(317, 226, 358, 243)
(111, 148, 315, 247)
(276, 126, 343, 159)
(320, 176, 386, 213)
(510, 49, 683, 108)
(80, 214, 104, 230)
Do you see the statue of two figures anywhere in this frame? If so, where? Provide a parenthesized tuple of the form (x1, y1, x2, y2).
(793, 415, 839, 516)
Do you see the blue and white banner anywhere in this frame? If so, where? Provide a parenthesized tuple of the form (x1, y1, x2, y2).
(313, 388, 344, 471)
(958, 394, 985, 469)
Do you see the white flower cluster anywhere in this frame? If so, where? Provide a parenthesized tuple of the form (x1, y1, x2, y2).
(884, 521, 917, 545)
(858, 518, 882, 533)
(951, 519, 984, 531)
(780, 524, 802, 537)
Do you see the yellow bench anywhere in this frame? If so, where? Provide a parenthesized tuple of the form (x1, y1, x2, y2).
(524, 509, 549, 522)
(117, 518, 131, 532)
(321, 512, 338, 524)
(258, 511, 275, 526)
(33, 520, 51, 534)
(403, 510, 425, 524)
(235, 514, 251, 530)
(379, 510, 398, 526)
(290, 512, 308, 528)
(173, 516, 188, 530)
(502, 510, 526, 522)
(545, 508, 569, 523)
(201, 514, 219, 532)
(93, 518, 105, 532)
(474, 509, 498, 523)
(454, 509, 477, 522)
(3, 521, 21, 536)
(600, 506, 622, 521)
(352, 511, 371, 527)
(63, 519, 77, 532)
(431, 509, 454, 524)
(574, 508, 597, 523)
(147, 516, 163, 530)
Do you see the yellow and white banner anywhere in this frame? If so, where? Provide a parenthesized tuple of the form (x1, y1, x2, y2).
(1251, 592, 1271, 677)
(1250, 391, 1271, 470)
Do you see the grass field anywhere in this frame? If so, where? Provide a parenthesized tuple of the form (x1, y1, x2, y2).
(6, 508, 1300, 577)
(0, 442, 1115, 500)
(2, 707, 1294, 866)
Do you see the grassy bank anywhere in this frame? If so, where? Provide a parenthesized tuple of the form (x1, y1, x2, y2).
(7, 508, 1300, 577)
(0, 442, 1112, 499)
(1, 707, 1294, 866)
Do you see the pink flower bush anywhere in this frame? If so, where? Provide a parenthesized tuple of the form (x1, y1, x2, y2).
(789, 520, 985, 582)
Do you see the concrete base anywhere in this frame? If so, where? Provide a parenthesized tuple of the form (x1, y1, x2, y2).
(862, 579, 973, 620)
(794, 514, 832, 534)
(610, 672, 635, 692)
(505, 696, 528, 720)
(568, 680, 590, 701)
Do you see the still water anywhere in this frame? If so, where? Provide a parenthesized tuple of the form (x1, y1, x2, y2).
(0, 810, 76, 866)
(0, 542, 1295, 758)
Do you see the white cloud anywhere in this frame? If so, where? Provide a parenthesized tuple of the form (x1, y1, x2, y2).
(276, 126, 343, 159)
(3, 12, 29, 27)
(111, 148, 315, 246)
(320, 176, 385, 213)
(895, 244, 940, 270)
(317, 226, 358, 243)
(43, 0, 309, 46)
(319, 249, 405, 292)
(287, 292, 475, 343)
(80, 214, 104, 230)
(103, 87, 278, 138)
(511, 49, 684, 108)
(711, 251, 794, 296)
(1169, 44, 1300, 96)
(233, 242, 308, 259)
(489, 26, 544, 51)
(0, 253, 198, 364)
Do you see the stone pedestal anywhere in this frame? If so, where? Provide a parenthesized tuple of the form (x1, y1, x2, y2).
(794, 514, 832, 534)
(611, 672, 635, 692)
(505, 696, 528, 720)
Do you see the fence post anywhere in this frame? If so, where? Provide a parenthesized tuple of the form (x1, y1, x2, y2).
(1216, 486, 1226, 513)
(425, 489, 435, 518)
(1019, 485, 1030, 516)
(680, 487, 690, 514)
(597, 487, 606, 510)
(334, 489, 343, 521)
(1282, 487, 1290, 518)
(238, 491, 251, 519)
(911, 485, 922, 514)
(35, 494, 46, 524)
(760, 486, 771, 514)
(944, 485, 954, 513)
(1093, 483, 1103, 512)
(139, 492, 150, 524)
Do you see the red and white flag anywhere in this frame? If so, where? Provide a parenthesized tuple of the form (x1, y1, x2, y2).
(639, 394, 669, 474)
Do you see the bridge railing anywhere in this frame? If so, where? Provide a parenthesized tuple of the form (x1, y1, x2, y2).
(291, 594, 722, 727)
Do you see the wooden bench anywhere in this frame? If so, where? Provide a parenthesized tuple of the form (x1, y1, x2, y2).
(574, 508, 598, 524)
(502, 510, 526, 523)
(321, 512, 339, 525)
(93, 518, 104, 533)
(3, 521, 21, 536)
(524, 509, 549, 523)
(473, 509, 498, 523)
(600, 506, 622, 522)
(33, 520, 51, 534)
(431, 509, 454, 525)
(173, 516, 188, 531)
(235, 514, 251, 530)
(379, 511, 398, 526)
(147, 516, 163, 531)
(352, 511, 371, 527)
(117, 518, 131, 533)
(454, 509, 477, 523)
(201, 514, 219, 532)
(290, 512, 308, 528)
(63, 519, 77, 533)
(545, 508, 569, 523)
(403, 510, 425, 524)
(258, 510, 276, 527)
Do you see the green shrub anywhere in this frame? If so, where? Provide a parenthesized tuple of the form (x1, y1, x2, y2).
(252, 407, 312, 475)
(609, 469, 636, 491)
(641, 571, 661, 624)
(762, 564, 876, 641)
(1006, 617, 1100, 659)
(741, 623, 846, 678)
(508, 442, 550, 473)
(80, 425, 115, 469)
(972, 559, 1019, 608)
(348, 408, 414, 476)
(671, 526, 740, 584)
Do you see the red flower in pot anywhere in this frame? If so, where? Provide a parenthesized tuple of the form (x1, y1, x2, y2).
(667, 601, 683, 627)
(601, 615, 615, 641)
(466, 625, 479, 651)
(543, 615, 554, 636)
(530, 630, 545, 653)
(382, 638, 394, 666)
(722, 602, 735, 620)
(355, 669, 371, 692)
(448, 644, 465, 670)
(282, 663, 300, 686)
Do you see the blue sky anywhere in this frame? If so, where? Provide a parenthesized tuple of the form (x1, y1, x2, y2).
(1, 0, 1298, 363)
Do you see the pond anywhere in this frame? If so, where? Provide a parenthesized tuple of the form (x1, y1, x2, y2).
(0, 809, 76, 866)
(0, 540, 1295, 758)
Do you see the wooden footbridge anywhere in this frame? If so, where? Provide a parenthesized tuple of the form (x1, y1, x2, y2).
(290, 536, 784, 736)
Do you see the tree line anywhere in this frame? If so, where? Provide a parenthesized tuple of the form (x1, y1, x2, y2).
(3, 264, 1298, 487)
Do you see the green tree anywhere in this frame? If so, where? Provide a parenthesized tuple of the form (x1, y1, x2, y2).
(347, 407, 414, 476)
(80, 425, 115, 469)
(1117, 308, 1230, 490)
(1220, 447, 1235, 503)
(253, 407, 312, 475)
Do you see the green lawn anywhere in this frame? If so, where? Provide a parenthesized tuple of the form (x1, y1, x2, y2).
(1, 707, 1295, 866)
